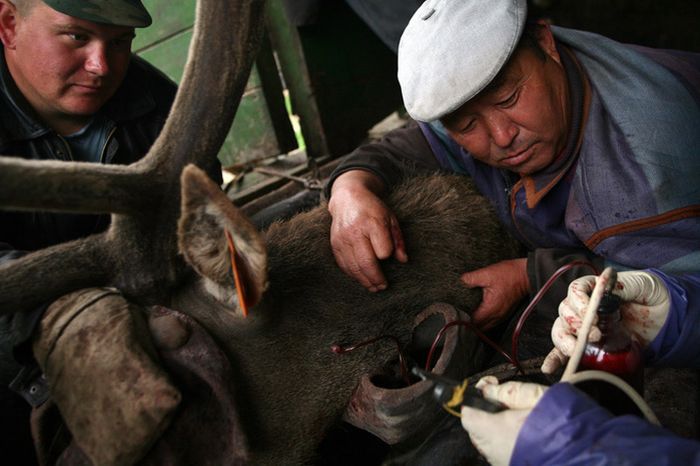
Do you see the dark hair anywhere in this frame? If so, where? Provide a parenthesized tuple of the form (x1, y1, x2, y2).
(518, 21, 547, 61)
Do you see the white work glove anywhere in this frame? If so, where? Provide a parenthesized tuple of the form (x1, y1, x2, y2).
(460, 376, 547, 466)
(542, 271, 671, 374)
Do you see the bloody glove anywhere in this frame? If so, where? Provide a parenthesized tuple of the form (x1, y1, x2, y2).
(460, 376, 547, 466)
(542, 271, 670, 374)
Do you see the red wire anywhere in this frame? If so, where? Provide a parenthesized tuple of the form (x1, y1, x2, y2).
(424, 260, 599, 376)
(333, 260, 600, 385)
(510, 260, 599, 370)
(424, 320, 523, 374)
(331, 335, 411, 385)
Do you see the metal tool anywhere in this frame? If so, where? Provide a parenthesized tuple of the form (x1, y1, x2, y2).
(253, 166, 323, 190)
(411, 366, 505, 414)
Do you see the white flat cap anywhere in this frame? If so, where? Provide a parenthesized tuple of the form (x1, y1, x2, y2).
(398, 0, 527, 122)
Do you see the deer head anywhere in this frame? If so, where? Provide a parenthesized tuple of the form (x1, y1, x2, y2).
(170, 164, 522, 463)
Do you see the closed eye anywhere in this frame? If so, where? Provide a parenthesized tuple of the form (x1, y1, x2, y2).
(497, 90, 520, 108)
(459, 119, 476, 133)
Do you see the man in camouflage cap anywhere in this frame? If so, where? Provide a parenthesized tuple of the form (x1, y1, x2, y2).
(0, 0, 202, 462)
(0, 0, 155, 134)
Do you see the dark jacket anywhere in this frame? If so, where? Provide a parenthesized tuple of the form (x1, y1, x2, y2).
(0, 52, 184, 396)
(0, 53, 178, 255)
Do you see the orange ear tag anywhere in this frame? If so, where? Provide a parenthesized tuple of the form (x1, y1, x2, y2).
(225, 229, 249, 317)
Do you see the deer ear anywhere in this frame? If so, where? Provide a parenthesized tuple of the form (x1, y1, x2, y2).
(178, 164, 268, 311)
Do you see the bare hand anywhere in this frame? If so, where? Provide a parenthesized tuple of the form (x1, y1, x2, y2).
(328, 171, 408, 291)
(461, 258, 529, 330)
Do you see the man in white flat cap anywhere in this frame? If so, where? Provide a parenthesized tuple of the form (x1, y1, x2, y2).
(323, 0, 700, 463)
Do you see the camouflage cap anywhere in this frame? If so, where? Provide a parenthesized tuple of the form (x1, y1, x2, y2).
(43, 0, 152, 28)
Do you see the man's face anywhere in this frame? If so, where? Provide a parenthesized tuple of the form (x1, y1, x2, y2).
(0, 1, 134, 130)
(442, 28, 570, 176)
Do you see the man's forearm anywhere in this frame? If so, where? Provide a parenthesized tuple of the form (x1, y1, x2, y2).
(644, 270, 700, 367)
(324, 123, 440, 198)
(330, 169, 386, 198)
(512, 383, 700, 465)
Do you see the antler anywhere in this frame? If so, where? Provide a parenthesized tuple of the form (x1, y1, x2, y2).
(0, 0, 267, 313)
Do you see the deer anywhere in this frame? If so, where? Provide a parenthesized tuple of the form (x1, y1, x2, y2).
(0, 0, 523, 463)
